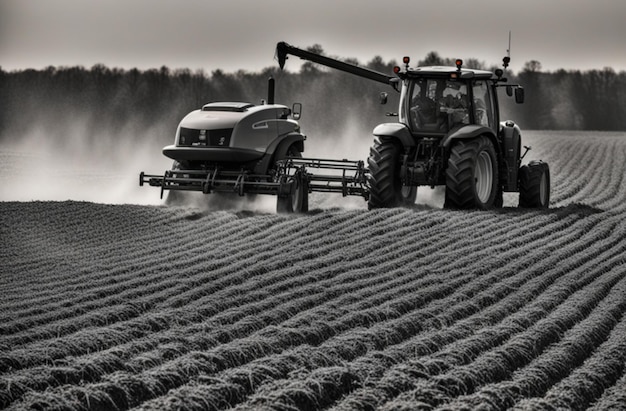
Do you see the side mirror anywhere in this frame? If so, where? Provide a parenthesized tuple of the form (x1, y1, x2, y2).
(515, 87, 525, 104)
(292, 102, 302, 120)
(379, 92, 388, 105)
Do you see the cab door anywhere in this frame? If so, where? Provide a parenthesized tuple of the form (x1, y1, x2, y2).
(472, 80, 497, 132)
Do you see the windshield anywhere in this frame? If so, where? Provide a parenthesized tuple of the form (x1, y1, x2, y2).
(407, 78, 469, 132)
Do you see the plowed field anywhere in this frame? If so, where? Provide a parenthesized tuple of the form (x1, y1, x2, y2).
(1, 131, 626, 410)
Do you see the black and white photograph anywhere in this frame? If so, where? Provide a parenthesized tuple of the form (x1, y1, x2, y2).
(1, 1, 626, 409)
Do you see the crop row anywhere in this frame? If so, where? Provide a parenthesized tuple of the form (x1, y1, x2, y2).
(0, 205, 590, 368)
(524, 132, 626, 211)
(3, 132, 626, 409)
(0, 206, 517, 337)
(233, 220, 626, 410)
(4, 209, 625, 409)
(513, 301, 626, 410)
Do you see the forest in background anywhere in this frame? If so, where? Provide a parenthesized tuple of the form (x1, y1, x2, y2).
(1, 48, 625, 150)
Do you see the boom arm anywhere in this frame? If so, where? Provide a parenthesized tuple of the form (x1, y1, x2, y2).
(276, 41, 397, 89)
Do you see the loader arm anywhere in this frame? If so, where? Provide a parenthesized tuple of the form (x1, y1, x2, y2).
(276, 41, 398, 89)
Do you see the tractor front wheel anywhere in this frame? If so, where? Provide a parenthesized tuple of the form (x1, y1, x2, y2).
(367, 138, 415, 209)
(445, 136, 498, 209)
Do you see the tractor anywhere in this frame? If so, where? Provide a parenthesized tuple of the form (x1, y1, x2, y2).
(276, 42, 550, 210)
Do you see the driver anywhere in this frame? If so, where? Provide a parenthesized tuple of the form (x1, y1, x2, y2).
(411, 94, 438, 127)
(439, 90, 469, 127)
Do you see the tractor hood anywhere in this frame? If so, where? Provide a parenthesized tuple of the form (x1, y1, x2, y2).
(176, 102, 294, 136)
(179, 102, 256, 130)
(164, 102, 299, 163)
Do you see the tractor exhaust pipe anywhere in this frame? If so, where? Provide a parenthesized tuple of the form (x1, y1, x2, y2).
(268, 77, 275, 105)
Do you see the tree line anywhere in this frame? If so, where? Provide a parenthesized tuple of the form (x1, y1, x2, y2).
(1, 49, 624, 148)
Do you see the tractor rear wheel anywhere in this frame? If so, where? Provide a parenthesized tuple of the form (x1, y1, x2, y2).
(276, 146, 309, 213)
(367, 138, 415, 209)
(445, 136, 498, 209)
(519, 161, 550, 208)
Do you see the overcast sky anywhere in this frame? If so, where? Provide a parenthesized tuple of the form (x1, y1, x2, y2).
(1, 0, 625, 74)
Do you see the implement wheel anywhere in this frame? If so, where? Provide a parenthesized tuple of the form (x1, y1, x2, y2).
(276, 146, 309, 213)
(367, 138, 415, 209)
(445, 136, 498, 209)
(277, 170, 308, 213)
(519, 161, 550, 208)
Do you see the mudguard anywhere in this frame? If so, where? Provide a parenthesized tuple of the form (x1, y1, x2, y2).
(500, 121, 522, 191)
(373, 123, 415, 147)
(500, 121, 522, 161)
(253, 132, 305, 174)
(442, 124, 512, 192)
(441, 124, 497, 149)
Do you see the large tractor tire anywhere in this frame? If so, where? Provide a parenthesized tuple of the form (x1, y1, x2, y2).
(519, 160, 550, 208)
(445, 136, 499, 209)
(367, 138, 416, 209)
(276, 146, 309, 213)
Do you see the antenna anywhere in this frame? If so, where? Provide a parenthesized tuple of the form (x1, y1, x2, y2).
(507, 30, 511, 58)
(503, 30, 511, 69)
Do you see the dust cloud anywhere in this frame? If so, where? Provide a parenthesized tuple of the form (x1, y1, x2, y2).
(0, 102, 375, 211)
(0, 118, 173, 205)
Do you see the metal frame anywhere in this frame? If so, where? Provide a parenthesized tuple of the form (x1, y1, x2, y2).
(140, 157, 370, 200)
(278, 157, 369, 198)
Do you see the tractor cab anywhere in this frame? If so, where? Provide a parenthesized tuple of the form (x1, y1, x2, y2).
(394, 60, 499, 136)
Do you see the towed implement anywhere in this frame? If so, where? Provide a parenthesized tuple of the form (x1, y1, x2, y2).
(140, 41, 550, 212)
(139, 76, 369, 213)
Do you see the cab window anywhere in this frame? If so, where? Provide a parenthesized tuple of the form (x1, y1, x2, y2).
(409, 78, 469, 132)
(472, 80, 495, 129)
